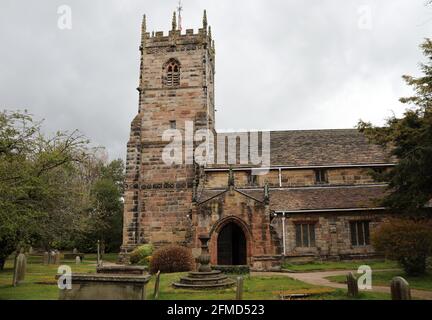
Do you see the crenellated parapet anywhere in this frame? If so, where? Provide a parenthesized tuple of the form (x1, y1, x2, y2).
(140, 10, 215, 58)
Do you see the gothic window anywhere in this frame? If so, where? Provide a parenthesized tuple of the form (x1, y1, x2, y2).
(350, 221, 370, 246)
(164, 59, 180, 87)
(295, 223, 316, 247)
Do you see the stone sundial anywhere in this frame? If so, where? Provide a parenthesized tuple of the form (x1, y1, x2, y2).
(172, 234, 235, 289)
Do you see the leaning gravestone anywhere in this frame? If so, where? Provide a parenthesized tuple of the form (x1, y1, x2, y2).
(75, 256, 81, 264)
(153, 270, 161, 300)
(43, 251, 49, 265)
(346, 272, 359, 297)
(12, 249, 27, 286)
(391, 276, 411, 300)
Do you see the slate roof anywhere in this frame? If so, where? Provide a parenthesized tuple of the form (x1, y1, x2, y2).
(207, 129, 395, 168)
(270, 185, 388, 212)
(197, 185, 388, 212)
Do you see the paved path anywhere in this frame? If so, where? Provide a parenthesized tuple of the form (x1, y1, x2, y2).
(252, 270, 432, 300)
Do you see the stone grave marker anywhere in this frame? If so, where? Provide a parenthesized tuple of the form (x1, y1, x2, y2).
(391, 276, 411, 300)
(346, 272, 359, 297)
(49, 251, 56, 264)
(153, 270, 161, 300)
(12, 249, 27, 286)
(43, 251, 49, 265)
(75, 256, 81, 264)
(54, 251, 61, 264)
(97, 240, 102, 267)
(236, 276, 244, 300)
(73, 248, 78, 254)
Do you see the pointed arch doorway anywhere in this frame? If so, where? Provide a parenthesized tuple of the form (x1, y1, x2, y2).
(217, 222, 247, 265)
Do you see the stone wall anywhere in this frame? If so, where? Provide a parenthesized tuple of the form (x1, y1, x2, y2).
(203, 167, 376, 189)
(196, 188, 278, 269)
(120, 15, 392, 268)
(121, 21, 215, 256)
(270, 211, 390, 259)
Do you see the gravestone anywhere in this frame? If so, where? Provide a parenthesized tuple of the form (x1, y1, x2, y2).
(153, 270, 161, 300)
(97, 240, 102, 267)
(12, 251, 18, 286)
(236, 276, 244, 300)
(75, 256, 81, 264)
(49, 251, 56, 264)
(43, 251, 49, 265)
(391, 276, 411, 300)
(12, 250, 27, 286)
(54, 251, 61, 265)
(73, 248, 78, 254)
(28, 246, 33, 254)
(346, 272, 359, 297)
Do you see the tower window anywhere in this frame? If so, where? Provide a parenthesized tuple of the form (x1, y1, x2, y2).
(164, 59, 180, 87)
(169, 120, 176, 129)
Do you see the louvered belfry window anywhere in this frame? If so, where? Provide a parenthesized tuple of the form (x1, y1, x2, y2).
(165, 60, 180, 87)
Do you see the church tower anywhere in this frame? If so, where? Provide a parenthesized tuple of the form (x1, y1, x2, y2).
(121, 11, 216, 257)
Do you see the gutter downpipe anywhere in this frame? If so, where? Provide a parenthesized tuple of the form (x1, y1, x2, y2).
(282, 212, 286, 256)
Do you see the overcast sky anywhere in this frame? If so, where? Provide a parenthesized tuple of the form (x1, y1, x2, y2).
(0, 0, 431, 160)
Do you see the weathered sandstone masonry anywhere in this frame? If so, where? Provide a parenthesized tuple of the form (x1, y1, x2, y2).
(121, 12, 396, 270)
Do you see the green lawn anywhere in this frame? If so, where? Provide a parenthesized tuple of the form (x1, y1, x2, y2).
(311, 289, 390, 300)
(84, 253, 119, 263)
(325, 270, 432, 291)
(0, 255, 97, 300)
(282, 259, 399, 272)
(0, 255, 391, 300)
(147, 272, 390, 300)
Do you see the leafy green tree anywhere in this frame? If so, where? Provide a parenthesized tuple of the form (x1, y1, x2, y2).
(75, 159, 125, 253)
(359, 39, 432, 275)
(0, 110, 125, 268)
(0, 110, 90, 269)
(91, 163, 124, 253)
(358, 39, 432, 213)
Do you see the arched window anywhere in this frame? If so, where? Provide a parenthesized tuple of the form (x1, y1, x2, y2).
(164, 59, 180, 87)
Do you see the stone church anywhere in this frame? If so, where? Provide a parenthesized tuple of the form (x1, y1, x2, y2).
(120, 12, 395, 270)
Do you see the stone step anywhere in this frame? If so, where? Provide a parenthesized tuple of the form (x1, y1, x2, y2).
(187, 270, 222, 278)
(179, 276, 229, 285)
(172, 279, 235, 290)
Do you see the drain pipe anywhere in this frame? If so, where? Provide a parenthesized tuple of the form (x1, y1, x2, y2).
(281, 212, 286, 256)
(273, 211, 287, 256)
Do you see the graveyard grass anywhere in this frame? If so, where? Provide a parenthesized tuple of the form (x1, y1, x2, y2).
(0, 254, 118, 300)
(146, 272, 390, 300)
(325, 270, 432, 291)
(282, 259, 398, 272)
(0, 254, 392, 300)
